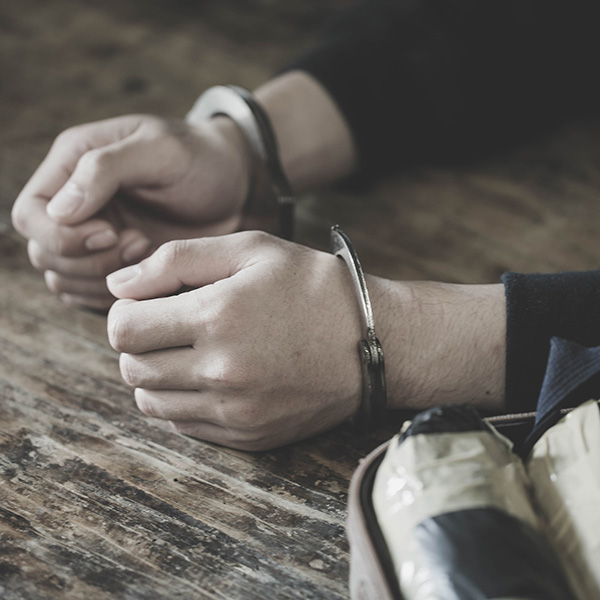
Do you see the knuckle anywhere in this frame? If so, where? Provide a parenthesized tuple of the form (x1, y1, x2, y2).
(138, 114, 166, 134)
(143, 116, 187, 145)
(203, 354, 250, 392)
(202, 356, 232, 388)
(79, 148, 112, 177)
(237, 229, 273, 250)
(192, 293, 228, 337)
(53, 126, 83, 150)
(155, 239, 190, 267)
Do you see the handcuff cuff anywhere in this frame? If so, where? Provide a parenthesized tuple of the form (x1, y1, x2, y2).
(185, 85, 294, 241)
(331, 225, 387, 430)
(186, 86, 386, 429)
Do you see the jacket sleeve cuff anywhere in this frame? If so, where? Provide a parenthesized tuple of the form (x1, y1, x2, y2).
(502, 270, 600, 413)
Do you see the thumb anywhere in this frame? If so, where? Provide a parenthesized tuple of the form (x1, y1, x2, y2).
(46, 128, 160, 225)
(106, 233, 263, 300)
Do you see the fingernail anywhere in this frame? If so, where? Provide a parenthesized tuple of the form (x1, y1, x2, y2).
(121, 237, 151, 263)
(28, 239, 43, 269)
(47, 182, 84, 218)
(44, 270, 58, 292)
(107, 264, 141, 286)
(85, 229, 119, 251)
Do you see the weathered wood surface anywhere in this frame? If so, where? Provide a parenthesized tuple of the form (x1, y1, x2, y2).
(3, 1, 600, 599)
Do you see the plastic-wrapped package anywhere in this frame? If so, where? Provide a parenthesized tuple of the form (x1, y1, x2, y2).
(372, 405, 576, 600)
(526, 400, 600, 600)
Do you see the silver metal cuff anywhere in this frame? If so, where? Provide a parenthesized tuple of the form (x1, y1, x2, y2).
(331, 225, 387, 430)
(186, 85, 295, 240)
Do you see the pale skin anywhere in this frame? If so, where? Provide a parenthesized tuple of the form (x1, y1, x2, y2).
(12, 71, 506, 450)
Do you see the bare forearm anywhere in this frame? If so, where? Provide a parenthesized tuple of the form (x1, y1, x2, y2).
(254, 70, 357, 193)
(370, 278, 506, 413)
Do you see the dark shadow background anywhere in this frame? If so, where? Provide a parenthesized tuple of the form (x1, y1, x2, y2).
(2, 0, 600, 281)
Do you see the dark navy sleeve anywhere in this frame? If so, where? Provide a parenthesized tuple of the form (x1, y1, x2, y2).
(285, 0, 600, 178)
(502, 271, 600, 412)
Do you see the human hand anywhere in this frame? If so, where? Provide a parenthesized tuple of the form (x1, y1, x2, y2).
(105, 231, 364, 450)
(12, 114, 250, 310)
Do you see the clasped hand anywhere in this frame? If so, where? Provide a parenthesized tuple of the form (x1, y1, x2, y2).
(12, 114, 249, 310)
(12, 114, 364, 449)
(107, 232, 363, 450)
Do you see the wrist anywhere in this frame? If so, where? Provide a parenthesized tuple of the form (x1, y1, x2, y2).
(186, 88, 295, 238)
(254, 71, 357, 192)
(369, 279, 506, 412)
(205, 116, 252, 215)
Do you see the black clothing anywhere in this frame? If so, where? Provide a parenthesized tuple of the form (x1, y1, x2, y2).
(287, 0, 600, 411)
(290, 0, 600, 178)
(503, 272, 600, 412)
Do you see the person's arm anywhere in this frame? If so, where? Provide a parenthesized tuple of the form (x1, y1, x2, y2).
(10, 71, 360, 310)
(105, 232, 506, 451)
(283, 0, 600, 178)
(371, 278, 506, 412)
(254, 71, 358, 193)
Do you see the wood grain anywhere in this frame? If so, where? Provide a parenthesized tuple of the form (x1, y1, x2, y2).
(2, 1, 600, 599)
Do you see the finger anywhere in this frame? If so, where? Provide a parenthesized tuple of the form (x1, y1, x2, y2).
(134, 388, 221, 423)
(14, 116, 144, 231)
(28, 230, 151, 277)
(170, 417, 272, 451)
(13, 192, 119, 257)
(168, 421, 232, 447)
(106, 231, 273, 300)
(170, 419, 267, 450)
(135, 389, 275, 450)
(120, 348, 200, 390)
(45, 118, 174, 225)
(107, 294, 199, 353)
(59, 292, 115, 312)
(44, 271, 111, 296)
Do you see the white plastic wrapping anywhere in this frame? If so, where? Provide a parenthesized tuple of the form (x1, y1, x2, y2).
(373, 426, 538, 599)
(527, 400, 600, 600)
(372, 408, 575, 600)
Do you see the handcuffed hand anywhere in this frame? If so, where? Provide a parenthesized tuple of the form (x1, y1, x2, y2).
(12, 114, 250, 310)
(106, 231, 364, 450)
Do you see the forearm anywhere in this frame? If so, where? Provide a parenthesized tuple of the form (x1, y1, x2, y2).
(370, 278, 506, 413)
(253, 70, 357, 193)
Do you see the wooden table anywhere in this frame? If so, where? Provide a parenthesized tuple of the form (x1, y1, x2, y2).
(3, 2, 600, 598)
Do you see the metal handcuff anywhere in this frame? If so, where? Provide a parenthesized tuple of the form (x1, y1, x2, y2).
(331, 225, 387, 430)
(186, 86, 387, 429)
(185, 85, 294, 241)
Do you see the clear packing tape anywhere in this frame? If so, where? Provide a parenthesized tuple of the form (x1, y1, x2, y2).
(372, 406, 580, 600)
(373, 426, 536, 531)
(527, 399, 600, 599)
